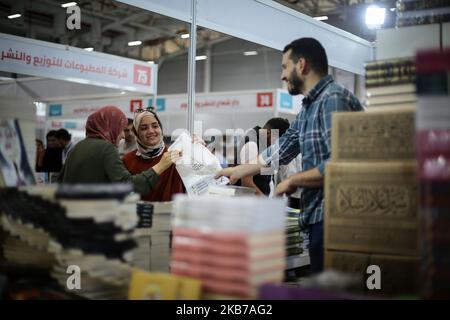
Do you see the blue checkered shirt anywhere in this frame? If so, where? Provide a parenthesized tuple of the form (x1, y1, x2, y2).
(261, 75, 364, 229)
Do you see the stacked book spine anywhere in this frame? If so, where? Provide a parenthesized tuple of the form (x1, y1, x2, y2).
(364, 57, 416, 109)
(325, 107, 420, 296)
(149, 201, 173, 272)
(0, 184, 139, 299)
(170, 195, 286, 299)
(285, 208, 309, 263)
(396, 0, 450, 27)
(415, 48, 450, 299)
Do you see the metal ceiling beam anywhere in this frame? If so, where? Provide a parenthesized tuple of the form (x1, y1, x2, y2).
(102, 12, 149, 32)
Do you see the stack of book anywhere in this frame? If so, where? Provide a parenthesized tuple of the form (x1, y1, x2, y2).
(324, 108, 420, 296)
(416, 49, 450, 299)
(130, 228, 151, 271)
(48, 184, 138, 299)
(136, 201, 153, 228)
(285, 208, 309, 260)
(170, 195, 286, 298)
(0, 188, 56, 270)
(0, 184, 140, 299)
(149, 202, 173, 272)
(396, 0, 450, 27)
(364, 58, 416, 109)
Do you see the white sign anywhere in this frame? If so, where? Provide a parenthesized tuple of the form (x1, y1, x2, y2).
(46, 97, 149, 119)
(0, 33, 157, 94)
(152, 90, 276, 114)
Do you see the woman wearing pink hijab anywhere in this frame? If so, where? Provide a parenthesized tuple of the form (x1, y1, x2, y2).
(59, 106, 181, 194)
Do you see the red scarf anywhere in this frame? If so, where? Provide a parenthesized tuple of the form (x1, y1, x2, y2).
(85, 106, 127, 145)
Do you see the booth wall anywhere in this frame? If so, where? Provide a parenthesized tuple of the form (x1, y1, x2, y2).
(158, 38, 282, 95)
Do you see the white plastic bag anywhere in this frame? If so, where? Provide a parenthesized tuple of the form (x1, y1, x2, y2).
(169, 132, 229, 195)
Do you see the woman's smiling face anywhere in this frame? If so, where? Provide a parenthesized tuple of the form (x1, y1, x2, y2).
(138, 114, 162, 146)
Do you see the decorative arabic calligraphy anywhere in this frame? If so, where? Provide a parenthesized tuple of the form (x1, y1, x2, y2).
(335, 186, 413, 217)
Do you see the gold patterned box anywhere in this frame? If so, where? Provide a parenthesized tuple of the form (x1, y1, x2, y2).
(331, 108, 415, 162)
(325, 162, 419, 255)
(325, 250, 419, 296)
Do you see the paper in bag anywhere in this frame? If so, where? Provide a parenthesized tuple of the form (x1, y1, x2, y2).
(168, 132, 228, 195)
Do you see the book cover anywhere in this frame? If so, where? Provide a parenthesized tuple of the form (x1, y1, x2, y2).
(0, 119, 35, 187)
(331, 109, 415, 161)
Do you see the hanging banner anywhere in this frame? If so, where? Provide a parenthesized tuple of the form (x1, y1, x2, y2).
(47, 97, 147, 119)
(47, 90, 276, 119)
(0, 33, 157, 94)
(150, 90, 275, 114)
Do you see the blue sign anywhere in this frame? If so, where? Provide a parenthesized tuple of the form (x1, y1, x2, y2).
(279, 92, 293, 109)
(148, 98, 166, 112)
(48, 104, 62, 117)
(64, 122, 76, 129)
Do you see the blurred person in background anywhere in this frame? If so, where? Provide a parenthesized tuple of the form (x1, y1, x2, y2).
(239, 118, 291, 196)
(35, 130, 63, 183)
(117, 118, 137, 158)
(55, 128, 75, 165)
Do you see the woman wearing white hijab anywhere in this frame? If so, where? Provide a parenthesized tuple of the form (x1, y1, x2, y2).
(122, 109, 185, 201)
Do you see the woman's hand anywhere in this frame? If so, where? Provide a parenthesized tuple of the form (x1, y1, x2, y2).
(192, 134, 206, 146)
(153, 150, 182, 175)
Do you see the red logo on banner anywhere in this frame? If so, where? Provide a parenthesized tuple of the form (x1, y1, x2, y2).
(257, 92, 273, 107)
(130, 100, 143, 112)
(133, 65, 151, 86)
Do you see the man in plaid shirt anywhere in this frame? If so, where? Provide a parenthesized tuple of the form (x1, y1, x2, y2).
(217, 38, 363, 273)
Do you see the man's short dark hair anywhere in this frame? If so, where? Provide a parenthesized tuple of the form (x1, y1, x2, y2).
(127, 118, 133, 125)
(55, 128, 71, 141)
(46, 130, 57, 139)
(283, 38, 328, 77)
(264, 117, 290, 136)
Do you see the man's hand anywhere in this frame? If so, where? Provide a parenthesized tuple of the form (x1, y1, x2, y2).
(215, 164, 263, 185)
(215, 167, 239, 184)
(274, 177, 297, 196)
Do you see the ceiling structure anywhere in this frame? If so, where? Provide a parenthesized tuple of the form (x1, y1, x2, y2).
(276, 0, 397, 40)
(0, 0, 396, 73)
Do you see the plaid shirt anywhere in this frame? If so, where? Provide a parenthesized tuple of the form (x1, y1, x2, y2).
(261, 75, 363, 229)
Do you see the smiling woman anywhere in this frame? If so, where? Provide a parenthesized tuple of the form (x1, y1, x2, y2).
(122, 109, 186, 202)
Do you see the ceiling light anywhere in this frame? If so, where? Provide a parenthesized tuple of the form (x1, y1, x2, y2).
(390, 7, 396, 12)
(120, 91, 126, 95)
(84, 47, 94, 52)
(147, 61, 154, 64)
(365, 5, 386, 29)
(61, 2, 77, 8)
(314, 16, 328, 21)
(243, 51, 258, 56)
(195, 55, 207, 61)
(128, 40, 142, 46)
(181, 33, 190, 39)
(7, 14, 21, 19)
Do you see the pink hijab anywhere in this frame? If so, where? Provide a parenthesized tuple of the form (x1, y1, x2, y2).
(85, 106, 127, 145)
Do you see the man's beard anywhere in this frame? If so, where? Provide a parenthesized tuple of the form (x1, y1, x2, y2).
(287, 69, 304, 96)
